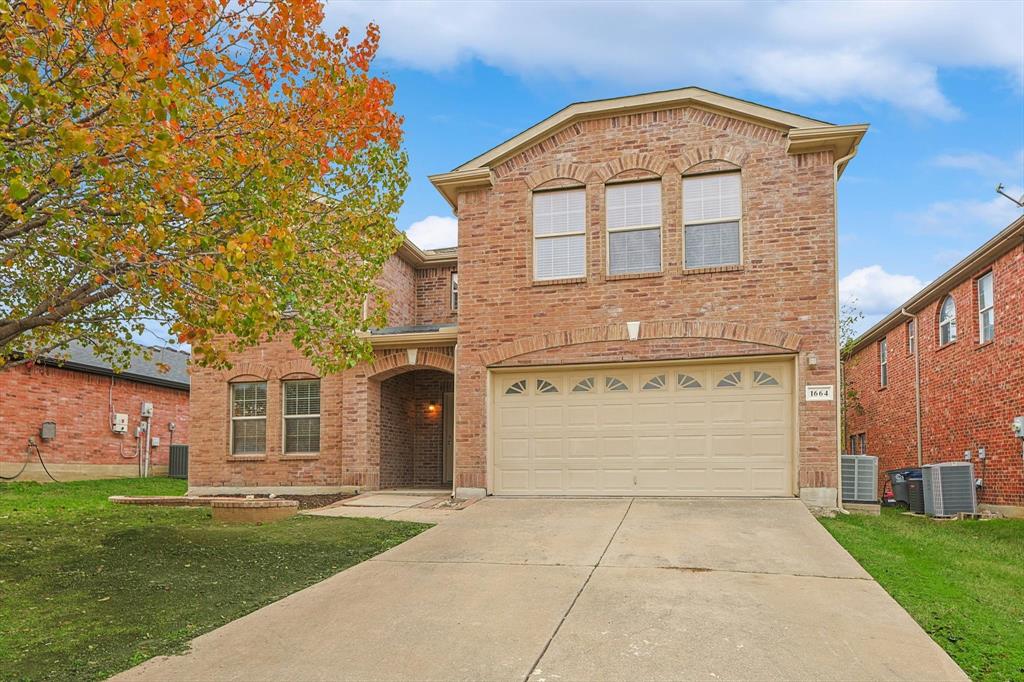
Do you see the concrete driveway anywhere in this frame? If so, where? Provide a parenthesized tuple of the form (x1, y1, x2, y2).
(116, 498, 966, 682)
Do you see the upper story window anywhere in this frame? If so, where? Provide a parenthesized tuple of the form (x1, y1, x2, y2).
(606, 181, 661, 275)
(450, 271, 459, 311)
(231, 382, 267, 455)
(977, 272, 994, 343)
(879, 338, 888, 388)
(533, 188, 586, 280)
(906, 319, 916, 354)
(283, 379, 320, 454)
(938, 294, 957, 346)
(683, 172, 741, 269)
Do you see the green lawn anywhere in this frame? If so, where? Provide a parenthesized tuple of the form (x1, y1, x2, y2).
(0, 478, 430, 681)
(820, 508, 1024, 681)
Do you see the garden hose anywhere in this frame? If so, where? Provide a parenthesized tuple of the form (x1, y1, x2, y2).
(0, 442, 60, 482)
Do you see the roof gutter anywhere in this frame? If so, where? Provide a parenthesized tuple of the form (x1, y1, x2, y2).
(32, 358, 190, 391)
(360, 326, 458, 349)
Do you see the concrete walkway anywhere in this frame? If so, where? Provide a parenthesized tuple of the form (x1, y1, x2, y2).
(115, 498, 967, 682)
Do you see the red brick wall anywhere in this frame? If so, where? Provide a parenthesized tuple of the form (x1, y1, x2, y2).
(416, 265, 458, 326)
(370, 255, 417, 327)
(453, 105, 840, 495)
(0, 363, 189, 478)
(846, 242, 1024, 507)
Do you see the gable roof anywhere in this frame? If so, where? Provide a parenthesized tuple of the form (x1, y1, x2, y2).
(429, 86, 868, 210)
(847, 214, 1024, 356)
(37, 341, 191, 390)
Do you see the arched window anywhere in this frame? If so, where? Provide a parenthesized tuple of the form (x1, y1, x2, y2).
(939, 295, 957, 346)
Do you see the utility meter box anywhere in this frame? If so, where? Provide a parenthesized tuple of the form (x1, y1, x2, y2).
(40, 421, 57, 441)
(151, 436, 161, 448)
(140, 402, 154, 418)
(112, 413, 129, 433)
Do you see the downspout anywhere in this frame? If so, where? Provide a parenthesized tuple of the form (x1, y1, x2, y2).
(899, 308, 924, 466)
(833, 146, 859, 510)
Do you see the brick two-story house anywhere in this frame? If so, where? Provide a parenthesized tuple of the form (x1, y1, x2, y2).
(189, 87, 867, 508)
(845, 215, 1024, 516)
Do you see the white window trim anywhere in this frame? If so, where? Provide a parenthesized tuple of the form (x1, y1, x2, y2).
(532, 187, 587, 281)
(682, 171, 743, 270)
(907, 319, 916, 354)
(450, 271, 459, 311)
(281, 380, 321, 455)
(879, 338, 888, 388)
(230, 382, 267, 456)
(605, 180, 663, 276)
(977, 272, 994, 344)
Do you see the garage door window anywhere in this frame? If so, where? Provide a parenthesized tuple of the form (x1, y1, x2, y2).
(605, 376, 630, 392)
(536, 379, 559, 394)
(753, 370, 780, 387)
(641, 374, 666, 391)
(571, 377, 595, 393)
(505, 379, 527, 395)
(677, 373, 702, 389)
(717, 371, 742, 388)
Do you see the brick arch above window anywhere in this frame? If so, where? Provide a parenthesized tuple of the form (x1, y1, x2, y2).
(479, 319, 802, 365)
(674, 144, 750, 174)
(523, 163, 593, 190)
(278, 357, 319, 379)
(594, 152, 672, 182)
(222, 361, 273, 381)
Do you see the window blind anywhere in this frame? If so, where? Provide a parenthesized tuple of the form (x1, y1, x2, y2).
(609, 229, 660, 274)
(607, 181, 661, 275)
(606, 181, 661, 229)
(534, 189, 586, 279)
(684, 173, 741, 223)
(684, 221, 740, 269)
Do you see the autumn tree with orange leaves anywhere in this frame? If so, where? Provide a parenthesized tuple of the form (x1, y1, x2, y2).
(0, 0, 408, 372)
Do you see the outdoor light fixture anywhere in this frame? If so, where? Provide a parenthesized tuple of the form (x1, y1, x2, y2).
(427, 403, 437, 413)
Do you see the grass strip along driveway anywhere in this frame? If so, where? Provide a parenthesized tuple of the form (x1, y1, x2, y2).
(821, 508, 1024, 682)
(0, 478, 429, 681)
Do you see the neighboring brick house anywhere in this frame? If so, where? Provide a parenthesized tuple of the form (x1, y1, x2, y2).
(0, 342, 190, 481)
(844, 215, 1024, 516)
(189, 87, 868, 509)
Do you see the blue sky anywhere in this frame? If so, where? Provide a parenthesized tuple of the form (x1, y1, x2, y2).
(322, 1, 1024, 334)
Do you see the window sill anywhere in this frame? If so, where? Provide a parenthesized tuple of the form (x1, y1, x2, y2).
(227, 454, 266, 462)
(682, 264, 743, 275)
(532, 276, 587, 287)
(936, 340, 957, 353)
(280, 453, 320, 461)
(975, 339, 995, 351)
(606, 271, 663, 282)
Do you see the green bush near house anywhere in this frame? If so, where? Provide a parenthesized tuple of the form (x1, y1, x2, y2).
(0, 478, 429, 681)
(821, 508, 1024, 682)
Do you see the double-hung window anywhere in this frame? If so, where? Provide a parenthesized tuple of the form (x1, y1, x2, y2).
(450, 271, 459, 311)
(283, 380, 320, 454)
(533, 189, 586, 280)
(606, 181, 661, 275)
(683, 172, 742, 269)
(879, 338, 888, 388)
(231, 382, 267, 454)
(906, 319, 916, 354)
(977, 272, 994, 343)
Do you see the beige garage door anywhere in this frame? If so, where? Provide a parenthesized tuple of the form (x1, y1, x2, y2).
(491, 359, 794, 496)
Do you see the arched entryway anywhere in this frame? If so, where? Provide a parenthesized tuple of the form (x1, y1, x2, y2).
(378, 368, 454, 489)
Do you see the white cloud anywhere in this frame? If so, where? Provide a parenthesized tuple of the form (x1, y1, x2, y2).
(931, 150, 1024, 180)
(906, 188, 1024, 237)
(840, 265, 925, 315)
(326, 0, 1023, 119)
(405, 215, 457, 249)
